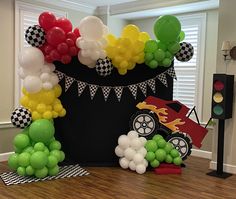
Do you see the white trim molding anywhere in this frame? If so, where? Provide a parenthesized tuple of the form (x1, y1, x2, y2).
(191, 149, 212, 159)
(0, 121, 14, 129)
(210, 161, 236, 174)
(0, 152, 14, 162)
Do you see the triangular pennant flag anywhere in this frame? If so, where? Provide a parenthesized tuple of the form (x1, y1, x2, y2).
(114, 87, 123, 102)
(147, 79, 156, 93)
(65, 76, 75, 92)
(158, 73, 168, 87)
(128, 85, 138, 99)
(167, 67, 177, 80)
(54, 70, 64, 81)
(138, 82, 147, 97)
(101, 87, 111, 101)
(77, 81, 87, 97)
(89, 84, 98, 100)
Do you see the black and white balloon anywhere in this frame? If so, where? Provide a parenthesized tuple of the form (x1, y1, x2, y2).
(25, 25, 46, 47)
(96, 57, 113, 77)
(11, 107, 32, 129)
(175, 42, 194, 62)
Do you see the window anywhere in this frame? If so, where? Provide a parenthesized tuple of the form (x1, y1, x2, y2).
(15, 1, 67, 107)
(173, 13, 206, 121)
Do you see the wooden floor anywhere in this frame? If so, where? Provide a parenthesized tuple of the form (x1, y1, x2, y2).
(0, 157, 236, 199)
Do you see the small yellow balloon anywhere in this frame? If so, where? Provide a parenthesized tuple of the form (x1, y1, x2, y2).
(53, 85, 62, 98)
(43, 111, 53, 119)
(46, 105, 52, 111)
(32, 111, 41, 121)
(28, 100, 37, 110)
(22, 87, 28, 96)
(52, 111, 58, 118)
(118, 68, 127, 75)
(138, 32, 150, 42)
(20, 96, 29, 107)
(54, 104, 63, 112)
(59, 108, 66, 117)
(122, 24, 140, 41)
(119, 61, 128, 69)
(36, 103, 46, 113)
(106, 34, 117, 46)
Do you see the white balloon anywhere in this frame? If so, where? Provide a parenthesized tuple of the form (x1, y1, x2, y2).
(130, 138, 142, 150)
(99, 50, 107, 59)
(133, 153, 144, 165)
(79, 16, 104, 41)
(143, 159, 148, 167)
(124, 147, 136, 161)
(23, 75, 42, 93)
(99, 38, 108, 48)
(78, 52, 96, 67)
(81, 49, 91, 57)
(18, 67, 27, 79)
(136, 164, 146, 174)
(129, 161, 136, 171)
(103, 25, 109, 36)
(50, 73, 59, 85)
(115, 146, 124, 157)
(137, 147, 147, 157)
(40, 73, 50, 82)
(19, 47, 44, 69)
(118, 135, 130, 149)
(76, 37, 83, 48)
(139, 137, 147, 145)
(119, 157, 129, 169)
(41, 63, 55, 73)
(91, 50, 100, 61)
(127, 130, 139, 140)
(43, 82, 53, 90)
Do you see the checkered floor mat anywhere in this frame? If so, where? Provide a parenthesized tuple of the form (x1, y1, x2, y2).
(0, 164, 89, 186)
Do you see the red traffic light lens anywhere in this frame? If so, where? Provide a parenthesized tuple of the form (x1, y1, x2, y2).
(214, 80, 224, 91)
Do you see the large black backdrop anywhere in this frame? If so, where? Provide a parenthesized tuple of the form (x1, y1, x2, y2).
(54, 57, 173, 166)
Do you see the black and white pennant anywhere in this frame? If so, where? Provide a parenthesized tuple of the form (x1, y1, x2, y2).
(89, 84, 98, 100)
(77, 81, 87, 96)
(114, 87, 123, 102)
(101, 87, 111, 101)
(157, 73, 168, 87)
(55, 71, 64, 81)
(147, 79, 156, 93)
(138, 82, 147, 97)
(167, 67, 177, 80)
(65, 76, 75, 92)
(128, 85, 138, 99)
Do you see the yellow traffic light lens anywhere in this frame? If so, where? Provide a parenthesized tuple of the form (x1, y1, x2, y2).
(213, 92, 223, 103)
(213, 105, 223, 115)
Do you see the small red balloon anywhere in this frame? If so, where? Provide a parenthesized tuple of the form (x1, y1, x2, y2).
(61, 54, 71, 64)
(45, 54, 53, 63)
(39, 12, 56, 31)
(50, 49, 61, 60)
(46, 27, 66, 46)
(67, 32, 77, 42)
(66, 38, 74, 47)
(56, 18, 72, 33)
(73, 28, 80, 37)
(57, 42, 69, 55)
(43, 44, 54, 55)
(69, 46, 78, 56)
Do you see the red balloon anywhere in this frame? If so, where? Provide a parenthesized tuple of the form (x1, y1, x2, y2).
(46, 27, 66, 46)
(43, 44, 54, 55)
(50, 49, 61, 60)
(67, 32, 77, 42)
(45, 55, 53, 63)
(61, 54, 71, 64)
(57, 42, 69, 55)
(73, 28, 80, 37)
(39, 12, 56, 31)
(56, 18, 72, 33)
(66, 38, 74, 47)
(69, 46, 78, 56)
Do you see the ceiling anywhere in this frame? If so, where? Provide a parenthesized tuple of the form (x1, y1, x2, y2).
(71, 0, 137, 7)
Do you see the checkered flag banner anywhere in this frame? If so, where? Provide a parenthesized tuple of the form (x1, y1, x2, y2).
(114, 87, 123, 102)
(166, 67, 177, 80)
(77, 81, 87, 97)
(138, 82, 147, 97)
(147, 79, 156, 93)
(55, 70, 64, 81)
(128, 85, 138, 99)
(101, 87, 111, 101)
(65, 76, 75, 92)
(89, 84, 98, 100)
(157, 73, 168, 87)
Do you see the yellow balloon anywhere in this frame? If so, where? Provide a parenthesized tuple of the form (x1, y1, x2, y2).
(43, 111, 53, 119)
(134, 41, 145, 53)
(46, 105, 52, 111)
(52, 111, 59, 118)
(138, 32, 150, 42)
(119, 60, 128, 69)
(105, 46, 116, 58)
(127, 62, 135, 70)
(53, 85, 62, 98)
(20, 96, 29, 107)
(114, 56, 123, 64)
(54, 104, 63, 112)
(36, 103, 46, 113)
(106, 34, 117, 46)
(22, 87, 28, 96)
(28, 100, 37, 110)
(32, 111, 41, 121)
(41, 90, 55, 105)
(53, 99, 61, 105)
(122, 24, 140, 41)
(59, 108, 66, 117)
(118, 68, 127, 75)
(117, 46, 126, 54)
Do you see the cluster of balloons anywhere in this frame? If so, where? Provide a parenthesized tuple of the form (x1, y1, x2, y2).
(144, 15, 185, 69)
(20, 85, 66, 121)
(76, 16, 108, 68)
(19, 47, 59, 93)
(38, 12, 80, 64)
(8, 119, 65, 178)
(145, 134, 182, 167)
(115, 131, 148, 174)
(106, 25, 150, 75)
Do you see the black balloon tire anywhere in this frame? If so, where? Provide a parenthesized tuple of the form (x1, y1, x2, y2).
(166, 132, 192, 160)
(129, 110, 159, 137)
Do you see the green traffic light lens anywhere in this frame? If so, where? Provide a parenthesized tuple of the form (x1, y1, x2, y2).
(213, 105, 223, 115)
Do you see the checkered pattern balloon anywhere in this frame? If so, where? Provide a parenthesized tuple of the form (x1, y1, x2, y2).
(96, 57, 113, 77)
(25, 25, 46, 47)
(175, 42, 194, 62)
(11, 107, 32, 129)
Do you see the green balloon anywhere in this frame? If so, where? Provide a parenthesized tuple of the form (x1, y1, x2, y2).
(144, 40, 158, 53)
(145, 140, 158, 152)
(47, 155, 58, 168)
(14, 147, 22, 154)
(34, 142, 45, 151)
(21, 127, 29, 135)
(164, 143, 174, 154)
(165, 51, 173, 59)
(145, 151, 156, 162)
(168, 42, 180, 54)
(26, 165, 35, 176)
(179, 31, 185, 42)
(59, 151, 65, 162)
(49, 140, 61, 151)
(162, 58, 172, 67)
(8, 154, 19, 171)
(50, 150, 61, 162)
(173, 157, 182, 166)
(154, 15, 181, 42)
(17, 167, 26, 176)
(157, 139, 166, 148)
(144, 52, 154, 62)
(152, 134, 163, 143)
(155, 149, 167, 162)
(35, 167, 48, 178)
(148, 60, 158, 69)
(165, 154, 173, 163)
(18, 152, 31, 167)
(30, 151, 48, 169)
(29, 119, 55, 144)
(48, 165, 59, 176)
(13, 134, 30, 149)
(154, 49, 165, 61)
(44, 147, 50, 156)
(150, 159, 160, 168)
(158, 41, 167, 51)
(170, 149, 180, 158)
(23, 146, 34, 154)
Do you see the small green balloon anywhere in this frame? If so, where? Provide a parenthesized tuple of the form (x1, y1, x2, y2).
(17, 166, 26, 176)
(14, 147, 22, 154)
(21, 127, 29, 135)
(148, 60, 158, 69)
(162, 58, 172, 67)
(44, 147, 50, 156)
(49, 140, 61, 151)
(35, 167, 48, 178)
(8, 154, 19, 171)
(50, 150, 61, 162)
(59, 151, 65, 162)
(170, 149, 180, 158)
(18, 152, 31, 167)
(47, 155, 58, 168)
(145, 151, 156, 162)
(165, 154, 173, 163)
(26, 165, 35, 176)
(168, 42, 180, 54)
(13, 134, 30, 149)
(157, 139, 166, 148)
(154, 49, 165, 61)
(144, 40, 158, 53)
(23, 146, 34, 154)
(145, 140, 158, 152)
(144, 52, 154, 62)
(150, 159, 160, 168)
(48, 165, 59, 176)
(30, 151, 48, 169)
(158, 41, 167, 51)
(34, 142, 45, 151)
(152, 134, 163, 143)
(173, 157, 182, 166)
(179, 31, 185, 42)
(164, 143, 174, 154)
(155, 149, 167, 162)
(165, 51, 173, 59)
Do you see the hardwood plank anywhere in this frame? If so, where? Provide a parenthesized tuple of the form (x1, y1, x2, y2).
(0, 157, 236, 199)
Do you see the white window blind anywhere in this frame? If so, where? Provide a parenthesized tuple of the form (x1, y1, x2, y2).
(173, 13, 206, 120)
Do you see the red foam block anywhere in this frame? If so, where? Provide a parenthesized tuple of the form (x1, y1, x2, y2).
(154, 163, 182, 175)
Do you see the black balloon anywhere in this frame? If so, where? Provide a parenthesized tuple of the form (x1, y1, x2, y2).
(95, 57, 113, 77)
(175, 42, 194, 62)
(11, 107, 32, 129)
(25, 25, 46, 47)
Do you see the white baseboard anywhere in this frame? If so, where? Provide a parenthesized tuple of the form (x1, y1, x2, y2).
(210, 161, 236, 174)
(0, 152, 14, 162)
(191, 149, 212, 159)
